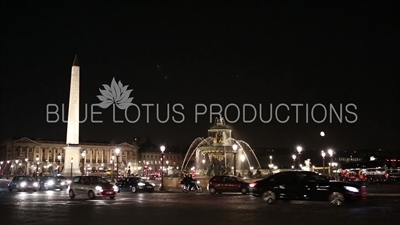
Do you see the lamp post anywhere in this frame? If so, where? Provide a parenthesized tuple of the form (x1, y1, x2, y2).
(25, 158, 28, 175)
(81, 151, 86, 175)
(321, 151, 326, 175)
(232, 144, 238, 176)
(160, 145, 165, 191)
(57, 154, 61, 175)
(328, 149, 334, 177)
(128, 162, 131, 176)
(111, 155, 115, 182)
(70, 158, 73, 179)
(35, 156, 39, 180)
(292, 154, 296, 170)
(6, 160, 10, 179)
(115, 148, 120, 179)
(15, 160, 19, 175)
(296, 146, 303, 169)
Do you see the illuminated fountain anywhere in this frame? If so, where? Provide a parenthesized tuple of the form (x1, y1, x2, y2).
(181, 117, 261, 177)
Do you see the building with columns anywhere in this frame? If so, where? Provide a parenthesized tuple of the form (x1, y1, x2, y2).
(0, 137, 139, 176)
(138, 137, 183, 176)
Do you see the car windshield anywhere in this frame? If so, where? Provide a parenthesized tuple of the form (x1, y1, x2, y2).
(88, 177, 109, 184)
(130, 178, 146, 183)
(57, 176, 67, 180)
(235, 177, 245, 182)
(18, 177, 35, 182)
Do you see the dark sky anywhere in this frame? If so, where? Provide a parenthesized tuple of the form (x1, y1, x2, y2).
(1, 1, 399, 152)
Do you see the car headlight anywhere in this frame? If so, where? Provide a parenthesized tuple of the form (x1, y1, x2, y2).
(95, 186, 103, 191)
(197, 180, 200, 184)
(150, 183, 155, 186)
(344, 186, 359, 193)
(113, 185, 119, 192)
(61, 182, 65, 185)
(47, 180, 54, 185)
(138, 182, 145, 186)
(20, 182, 27, 187)
(67, 180, 71, 184)
(33, 182, 38, 187)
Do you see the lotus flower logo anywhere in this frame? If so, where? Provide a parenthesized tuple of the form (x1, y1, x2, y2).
(97, 78, 134, 110)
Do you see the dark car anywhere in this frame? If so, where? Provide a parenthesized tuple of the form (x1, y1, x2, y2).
(8, 176, 39, 192)
(38, 176, 64, 190)
(115, 177, 155, 193)
(207, 175, 250, 194)
(251, 171, 366, 206)
(68, 176, 118, 199)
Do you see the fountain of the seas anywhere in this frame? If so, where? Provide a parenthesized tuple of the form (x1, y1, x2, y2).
(180, 117, 262, 178)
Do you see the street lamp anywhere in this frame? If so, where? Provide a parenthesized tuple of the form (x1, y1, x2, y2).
(232, 144, 238, 176)
(115, 148, 120, 179)
(81, 151, 86, 175)
(269, 155, 273, 164)
(320, 131, 325, 137)
(292, 154, 296, 169)
(70, 158, 73, 179)
(111, 155, 115, 182)
(57, 154, 61, 175)
(296, 146, 303, 169)
(25, 158, 28, 175)
(15, 160, 19, 174)
(35, 156, 39, 180)
(321, 151, 326, 175)
(5, 160, 10, 179)
(160, 145, 166, 190)
(328, 149, 334, 177)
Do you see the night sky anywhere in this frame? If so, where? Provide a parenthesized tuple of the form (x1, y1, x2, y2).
(1, 1, 399, 152)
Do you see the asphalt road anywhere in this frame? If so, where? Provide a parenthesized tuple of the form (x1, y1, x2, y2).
(0, 185, 399, 225)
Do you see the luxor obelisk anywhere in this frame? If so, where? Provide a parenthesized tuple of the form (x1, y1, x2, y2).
(62, 55, 82, 177)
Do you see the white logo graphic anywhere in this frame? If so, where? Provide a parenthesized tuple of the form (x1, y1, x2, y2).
(97, 77, 134, 110)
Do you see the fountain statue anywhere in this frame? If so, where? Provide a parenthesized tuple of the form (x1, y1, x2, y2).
(180, 117, 261, 177)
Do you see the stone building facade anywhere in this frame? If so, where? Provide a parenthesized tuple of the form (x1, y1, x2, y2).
(0, 137, 139, 176)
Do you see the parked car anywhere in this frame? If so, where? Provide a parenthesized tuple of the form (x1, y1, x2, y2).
(8, 176, 39, 192)
(115, 177, 155, 193)
(250, 171, 366, 206)
(207, 175, 250, 194)
(67, 176, 118, 199)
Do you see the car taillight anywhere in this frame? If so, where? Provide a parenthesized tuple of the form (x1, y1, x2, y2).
(249, 182, 257, 188)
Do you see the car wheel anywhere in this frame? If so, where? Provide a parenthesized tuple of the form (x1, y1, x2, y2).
(209, 187, 216, 194)
(241, 187, 249, 195)
(147, 189, 154, 193)
(262, 191, 277, 204)
(110, 196, 115, 199)
(88, 190, 96, 199)
(131, 186, 137, 193)
(197, 187, 203, 193)
(69, 190, 75, 199)
(329, 192, 344, 206)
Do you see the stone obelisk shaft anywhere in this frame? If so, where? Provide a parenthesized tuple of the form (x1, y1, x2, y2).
(66, 55, 80, 144)
(62, 55, 82, 178)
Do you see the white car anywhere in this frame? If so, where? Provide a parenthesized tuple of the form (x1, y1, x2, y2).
(67, 176, 119, 200)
